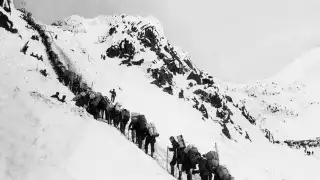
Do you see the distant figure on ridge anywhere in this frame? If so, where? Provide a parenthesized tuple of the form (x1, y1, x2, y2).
(110, 89, 116, 102)
(51, 92, 60, 100)
(59, 95, 66, 103)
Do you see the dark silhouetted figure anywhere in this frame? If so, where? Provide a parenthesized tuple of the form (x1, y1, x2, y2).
(179, 89, 184, 99)
(192, 156, 213, 180)
(110, 89, 116, 102)
(40, 69, 48, 77)
(145, 123, 159, 158)
(51, 92, 60, 100)
(59, 95, 66, 103)
(145, 131, 156, 158)
(120, 109, 130, 135)
(169, 136, 185, 179)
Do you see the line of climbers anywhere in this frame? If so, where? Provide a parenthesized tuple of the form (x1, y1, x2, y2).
(71, 88, 160, 158)
(20, 7, 161, 161)
(20, 9, 234, 179)
(71, 88, 234, 180)
(168, 136, 234, 180)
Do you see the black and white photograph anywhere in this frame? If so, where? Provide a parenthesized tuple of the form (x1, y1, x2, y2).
(0, 0, 320, 179)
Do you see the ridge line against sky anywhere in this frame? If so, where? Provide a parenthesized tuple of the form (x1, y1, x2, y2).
(13, 0, 320, 83)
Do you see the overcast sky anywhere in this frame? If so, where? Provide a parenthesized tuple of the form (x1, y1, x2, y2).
(13, 0, 320, 83)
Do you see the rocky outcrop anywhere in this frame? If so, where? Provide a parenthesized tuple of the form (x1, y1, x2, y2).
(187, 71, 202, 85)
(106, 38, 135, 60)
(239, 105, 256, 125)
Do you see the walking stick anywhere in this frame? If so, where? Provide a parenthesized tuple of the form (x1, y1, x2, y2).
(166, 146, 169, 173)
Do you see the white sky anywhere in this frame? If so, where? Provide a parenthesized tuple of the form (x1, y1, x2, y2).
(14, 0, 320, 83)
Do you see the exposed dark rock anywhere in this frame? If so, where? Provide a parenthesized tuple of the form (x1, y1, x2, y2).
(187, 71, 201, 85)
(202, 78, 214, 85)
(131, 59, 144, 66)
(245, 131, 252, 142)
(210, 93, 223, 108)
(106, 45, 120, 58)
(240, 106, 256, 125)
(222, 123, 232, 139)
(199, 104, 208, 119)
(138, 26, 159, 49)
(163, 86, 173, 95)
(225, 95, 233, 103)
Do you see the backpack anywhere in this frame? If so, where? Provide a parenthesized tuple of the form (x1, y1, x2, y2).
(122, 109, 130, 118)
(187, 146, 199, 165)
(131, 112, 140, 123)
(106, 103, 114, 112)
(147, 122, 159, 137)
(184, 144, 196, 154)
(206, 151, 220, 173)
(216, 165, 234, 180)
(91, 93, 102, 107)
(176, 135, 186, 148)
(115, 103, 122, 113)
(138, 115, 147, 130)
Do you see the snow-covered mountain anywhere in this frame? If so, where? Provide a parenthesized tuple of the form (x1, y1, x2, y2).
(226, 47, 320, 142)
(1, 2, 320, 180)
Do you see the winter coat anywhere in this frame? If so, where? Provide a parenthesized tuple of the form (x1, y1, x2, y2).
(169, 140, 185, 163)
(145, 130, 156, 144)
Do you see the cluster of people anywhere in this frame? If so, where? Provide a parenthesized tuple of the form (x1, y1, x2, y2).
(69, 87, 234, 180)
(304, 148, 314, 156)
(71, 88, 159, 158)
(21, 8, 233, 178)
(168, 137, 234, 180)
(284, 139, 320, 156)
(30, 52, 43, 61)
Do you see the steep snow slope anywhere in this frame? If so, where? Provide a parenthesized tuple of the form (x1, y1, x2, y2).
(0, 7, 174, 180)
(45, 12, 320, 180)
(1, 4, 320, 180)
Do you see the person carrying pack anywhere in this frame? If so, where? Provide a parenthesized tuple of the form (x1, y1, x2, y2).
(120, 108, 130, 135)
(144, 122, 159, 158)
(135, 114, 148, 149)
(168, 136, 185, 179)
(146, 122, 159, 137)
(206, 151, 220, 174)
(181, 144, 200, 180)
(128, 112, 140, 143)
(192, 155, 213, 180)
(113, 102, 122, 129)
(185, 144, 199, 165)
(105, 103, 114, 125)
(72, 91, 90, 108)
